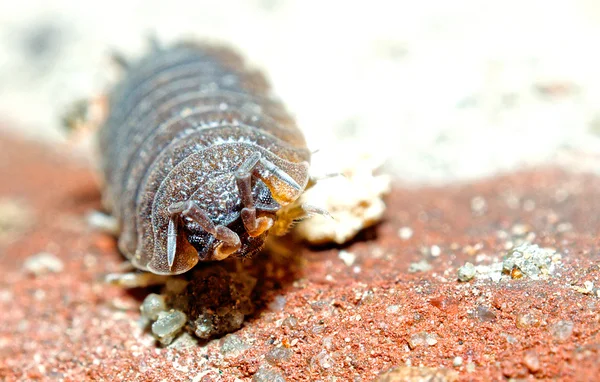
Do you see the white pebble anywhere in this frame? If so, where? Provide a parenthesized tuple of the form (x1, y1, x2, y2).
(23, 252, 64, 276)
(398, 227, 413, 240)
(457, 262, 476, 282)
(338, 250, 356, 266)
(453, 356, 463, 367)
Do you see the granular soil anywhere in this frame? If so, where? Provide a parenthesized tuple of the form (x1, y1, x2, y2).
(1, 134, 599, 381)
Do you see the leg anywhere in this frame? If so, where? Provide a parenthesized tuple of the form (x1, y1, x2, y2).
(235, 153, 275, 237)
(168, 201, 217, 235)
(259, 157, 302, 191)
(110, 50, 130, 70)
(168, 200, 241, 261)
(271, 203, 332, 236)
(147, 33, 162, 52)
(105, 271, 170, 288)
(213, 225, 241, 260)
(87, 210, 120, 236)
(306, 172, 343, 190)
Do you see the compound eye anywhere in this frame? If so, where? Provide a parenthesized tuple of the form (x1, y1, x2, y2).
(254, 181, 281, 212)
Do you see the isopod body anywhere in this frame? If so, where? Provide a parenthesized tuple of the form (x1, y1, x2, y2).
(99, 42, 312, 275)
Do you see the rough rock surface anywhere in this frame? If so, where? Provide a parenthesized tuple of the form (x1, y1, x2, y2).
(1, 134, 600, 381)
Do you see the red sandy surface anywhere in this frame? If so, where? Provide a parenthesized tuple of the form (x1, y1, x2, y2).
(1, 134, 599, 381)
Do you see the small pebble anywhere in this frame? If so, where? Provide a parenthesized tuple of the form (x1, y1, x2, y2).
(151, 310, 186, 339)
(314, 350, 334, 369)
(523, 350, 540, 373)
(268, 295, 287, 312)
(322, 336, 333, 350)
(266, 346, 292, 365)
(511, 224, 530, 236)
(425, 335, 438, 346)
(556, 222, 572, 233)
(281, 316, 298, 329)
(386, 305, 400, 314)
(457, 262, 476, 281)
(0, 199, 33, 241)
(453, 356, 463, 367)
(551, 320, 574, 341)
(408, 332, 438, 349)
(475, 305, 496, 322)
(398, 226, 413, 240)
(359, 290, 375, 305)
(515, 312, 540, 329)
(140, 294, 166, 320)
(471, 196, 487, 215)
(408, 259, 432, 273)
(338, 250, 356, 266)
(253, 364, 286, 382)
(501, 332, 519, 344)
(23, 252, 64, 276)
(168, 332, 198, 349)
(502, 243, 561, 280)
(220, 334, 249, 357)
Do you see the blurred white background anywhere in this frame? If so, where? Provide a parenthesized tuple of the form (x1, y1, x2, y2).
(1, 0, 600, 182)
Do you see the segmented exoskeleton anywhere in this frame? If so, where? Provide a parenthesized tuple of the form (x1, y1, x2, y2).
(99, 41, 316, 275)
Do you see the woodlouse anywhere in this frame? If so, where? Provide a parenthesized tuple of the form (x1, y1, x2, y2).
(99, 41, 318, 275)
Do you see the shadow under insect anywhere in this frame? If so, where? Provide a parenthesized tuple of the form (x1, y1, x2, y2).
(134, 236, 306, 345)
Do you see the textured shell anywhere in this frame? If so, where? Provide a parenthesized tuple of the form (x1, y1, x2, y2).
(98, 42, 310, 275)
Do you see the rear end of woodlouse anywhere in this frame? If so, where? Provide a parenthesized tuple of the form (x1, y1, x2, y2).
(98, 41, 316, 275)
